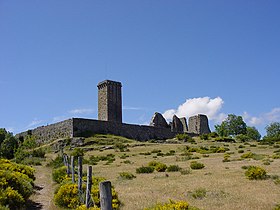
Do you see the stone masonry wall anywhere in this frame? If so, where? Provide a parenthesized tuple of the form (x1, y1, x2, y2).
(16, 119, 73, 144)
(73, 118, 175, 141)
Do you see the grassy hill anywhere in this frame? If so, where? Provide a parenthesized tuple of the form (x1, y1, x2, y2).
(49, 134, 280, 210)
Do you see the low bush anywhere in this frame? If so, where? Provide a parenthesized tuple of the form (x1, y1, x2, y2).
(155, 163, 167, 172)
(190, 161, 205, 170)
(119, 153, 129, 159)
(241, 152, 254, 159)
(191, 188, 207, 199)
(47, 155, 64, 168)
(52, 166, 68, 183)
(176, 134, 195, 143)
(200, 134, 209, 140)
(144, 199, 189, 210)
(215, 137, 235, 143)
(0, 159, 35, 209)
(70, 148, 84, 157)
(114, 143, 128, 152)
(167, 165, 181, 172)
(54, 177, 120, 209)
(148, 161, 167, 172)
(245, 166, 267, 180)
(241, 152, 265, 160)
(118, 172, 136, 180)
(136, 166, 154, 174)
(180, 168, 191, 175)
(209, 132, 219, 138)
(223, 153, 231, 162)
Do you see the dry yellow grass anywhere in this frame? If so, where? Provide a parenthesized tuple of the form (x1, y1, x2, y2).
(81, 139, 280, 210)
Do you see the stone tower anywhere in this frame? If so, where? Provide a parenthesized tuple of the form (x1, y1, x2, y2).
(97, 80, 122, 123)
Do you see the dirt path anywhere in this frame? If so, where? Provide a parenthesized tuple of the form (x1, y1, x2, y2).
(28, 164, 59, 210)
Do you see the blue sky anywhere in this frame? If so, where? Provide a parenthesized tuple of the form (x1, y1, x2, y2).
(0, 0, 279, 137)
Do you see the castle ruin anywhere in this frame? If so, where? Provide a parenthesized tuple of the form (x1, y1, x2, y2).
(17, 80, 211, 143)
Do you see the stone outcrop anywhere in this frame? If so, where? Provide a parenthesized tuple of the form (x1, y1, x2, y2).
(149, 112, 169, 128)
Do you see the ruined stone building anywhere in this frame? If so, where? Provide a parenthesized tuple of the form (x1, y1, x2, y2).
(17, 80, 211, 143)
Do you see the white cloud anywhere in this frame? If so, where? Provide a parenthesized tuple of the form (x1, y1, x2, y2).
(69, 108, 95, 115)
(243, 108, 280, 126)
(163, 97, 225, 122)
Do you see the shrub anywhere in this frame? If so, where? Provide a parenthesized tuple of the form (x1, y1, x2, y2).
(119, 153, 129, 159)
(47, 155, 64, 168)
(190, 161, 205, 170)
(167, 165, 181, 172)
(238, 150, 244, 153)
(148, 161, 167, 172)
(70, 148, 84, 157)
(52, 166, 68, 183)
(245, 166, 267, 180)
(155, 163, 167, 172)
(0, 159, 35, 180)
(54, 183, 80, 209)
(209, 132, 219, 138)
(136, 166, 154, 174)
(151, 149, 161, 153)
(180, 168, 191, 175)
(223, 153, 231, 162)
(32, 148, 46, 158)
(114, 143, 128, 152)
(0, 159, 35, 209)
(54, 179, 120, 209)
(176, 134, 194, 143)
(241, 152, 254, 159)
(0, 187, 25, 209)
(200, 134, 209, 140)
(119, 172, 136, 180)
(144, 199, 189, 210)
(191, 188, 207, 199)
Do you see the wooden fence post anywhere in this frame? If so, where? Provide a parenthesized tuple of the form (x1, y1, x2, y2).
(85, 166, 92, 208)
(71, 156, 75, 183)
(63, 154, 71, 176)
(78, 156, 83, 202)
(99, 181, 113, 210)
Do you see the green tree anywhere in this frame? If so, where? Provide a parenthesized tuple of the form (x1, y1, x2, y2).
(265, 122, 280, 138)
(0, 128, 8, 144)
(246, 126, 261, 140)
(0, 133, 18, 159)
(215, 114, 247, 137)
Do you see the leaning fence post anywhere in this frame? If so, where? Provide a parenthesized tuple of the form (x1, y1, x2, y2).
(99, 181, 113, 210)
(71, 156, 75, 183)
(86, 166, 92, 208)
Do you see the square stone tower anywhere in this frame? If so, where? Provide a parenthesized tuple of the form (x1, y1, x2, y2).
(97, 80, 122, 123)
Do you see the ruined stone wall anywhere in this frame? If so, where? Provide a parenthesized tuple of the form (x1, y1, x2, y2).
(188, 114, 211, 135)
(16, 119, 73, 144)
(73, 118, 175, 141)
